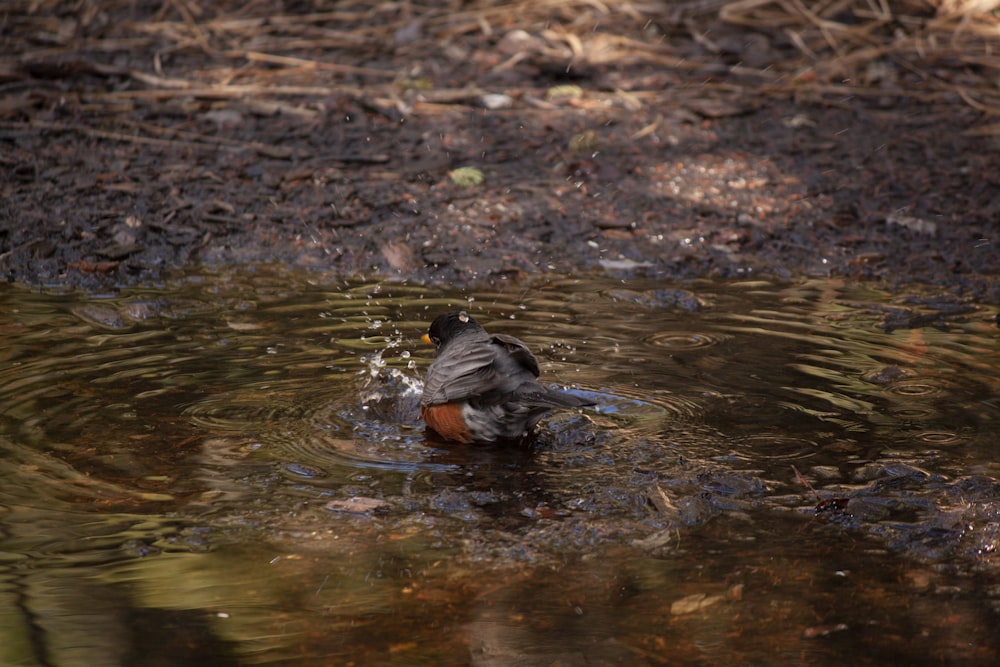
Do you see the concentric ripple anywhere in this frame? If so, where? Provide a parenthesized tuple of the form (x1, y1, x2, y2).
(582, 386, 703, 422)
(731, 434, 822, 461)
(914, 430, 965, 446)
(885, 381, 941, 397)
(184, 389, 316, 432)
(644, 331, 730, 350)
(184, 369, 447, 477)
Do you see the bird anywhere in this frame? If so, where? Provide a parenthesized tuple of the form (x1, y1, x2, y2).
(420, 310, 592, 443)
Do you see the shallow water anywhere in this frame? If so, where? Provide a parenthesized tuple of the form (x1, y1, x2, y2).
(1, 269, 998, 666)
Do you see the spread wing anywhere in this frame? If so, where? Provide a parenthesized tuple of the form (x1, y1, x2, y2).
(422, 333, 540, 406)
(489, 333, 540, 377)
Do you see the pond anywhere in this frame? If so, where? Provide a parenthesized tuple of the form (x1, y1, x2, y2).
(1, 268, 997, 666)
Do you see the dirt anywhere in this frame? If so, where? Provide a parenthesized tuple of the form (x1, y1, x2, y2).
(1, 1, 998, 302)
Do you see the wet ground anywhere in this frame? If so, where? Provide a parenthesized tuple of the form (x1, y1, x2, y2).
(1, 1, 998, 300)
(1, 269, 998, 665)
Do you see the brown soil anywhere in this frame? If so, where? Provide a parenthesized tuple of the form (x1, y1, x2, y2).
(2, 1, 998, 301)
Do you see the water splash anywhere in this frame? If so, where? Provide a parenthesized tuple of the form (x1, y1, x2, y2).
(356, 350, 424, 429)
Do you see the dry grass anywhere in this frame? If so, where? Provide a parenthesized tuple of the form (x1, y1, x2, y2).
(721, 0, 1000, 111)
(4, 0, 1000, 124)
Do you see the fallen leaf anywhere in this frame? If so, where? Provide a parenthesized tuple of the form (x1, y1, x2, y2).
(670, 592, 725, 615)
(325, 497, 391, 515)
(448, 166, 485, 188)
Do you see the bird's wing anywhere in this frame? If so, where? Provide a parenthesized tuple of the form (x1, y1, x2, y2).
(490, 333, 541, 378)
(422, 335, 539, 405)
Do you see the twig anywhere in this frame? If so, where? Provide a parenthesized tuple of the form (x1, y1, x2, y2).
(5, 119, 304, 158)
(232, 51, 398, 78)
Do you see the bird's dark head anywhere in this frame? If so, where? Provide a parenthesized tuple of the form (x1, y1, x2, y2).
(422, 311, 483, 348)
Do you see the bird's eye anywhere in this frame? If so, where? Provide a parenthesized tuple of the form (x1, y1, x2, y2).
(458, 311, 469, 323)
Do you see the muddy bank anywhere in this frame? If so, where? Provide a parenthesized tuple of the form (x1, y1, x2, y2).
(1, 1, 998, 300)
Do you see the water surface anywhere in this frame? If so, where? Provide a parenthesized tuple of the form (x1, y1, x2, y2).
(1, 270, 997, 666)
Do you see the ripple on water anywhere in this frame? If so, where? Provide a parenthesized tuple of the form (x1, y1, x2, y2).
(731, 434, 821, 461)
(582, 386, 703, 423)
(889, 406, 939, 421)
(914, 430, 966, 446)
(885, 381, 942, 397)
(644, 331, 730, 350)
(184, 396, 314, 432)
(183, 370, 448, 477)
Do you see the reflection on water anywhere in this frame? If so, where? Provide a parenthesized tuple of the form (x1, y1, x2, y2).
(0, 270, 997, 666)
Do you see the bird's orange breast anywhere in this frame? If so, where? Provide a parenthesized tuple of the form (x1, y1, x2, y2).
(421, 403, 472, 444)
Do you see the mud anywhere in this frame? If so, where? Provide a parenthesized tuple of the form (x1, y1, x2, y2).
(1, 1, 998, 300)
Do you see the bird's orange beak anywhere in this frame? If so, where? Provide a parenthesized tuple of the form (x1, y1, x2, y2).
(421, 333, 432, 345)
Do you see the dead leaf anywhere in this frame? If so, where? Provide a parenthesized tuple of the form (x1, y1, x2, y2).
(325, 497, 391, 515)
(670, 592, 725, 615)
(381, 242, 418, 271)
